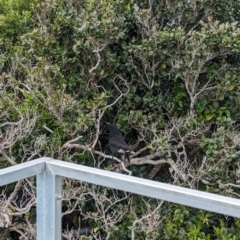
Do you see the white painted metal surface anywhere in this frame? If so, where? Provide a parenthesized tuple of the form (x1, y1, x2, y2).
(37, 165, 62, 240)
(0, 157, 47, 185)
(47, 159, 240, 218)
(0, 157, 240, 240)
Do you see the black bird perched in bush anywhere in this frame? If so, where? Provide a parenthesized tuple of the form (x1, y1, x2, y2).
(106, 122, 134, 162)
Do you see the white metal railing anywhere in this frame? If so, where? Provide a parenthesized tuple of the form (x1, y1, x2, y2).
(1, 157, 240, 239)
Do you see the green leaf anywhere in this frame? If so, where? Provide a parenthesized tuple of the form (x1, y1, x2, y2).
(205, 113, 215, 121)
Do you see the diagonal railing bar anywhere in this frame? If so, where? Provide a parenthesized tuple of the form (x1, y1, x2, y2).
(0, 157, 47, 186)
(0, 158, 240, 240)
(47, 159, 240, 218)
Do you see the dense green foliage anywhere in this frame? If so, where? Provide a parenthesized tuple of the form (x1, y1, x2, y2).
(1, 0, 240, 239)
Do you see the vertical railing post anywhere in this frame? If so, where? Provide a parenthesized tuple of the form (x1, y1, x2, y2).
(37, 163, 62, 240)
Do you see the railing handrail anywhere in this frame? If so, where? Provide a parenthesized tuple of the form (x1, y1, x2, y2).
(1, 157, 240, 239)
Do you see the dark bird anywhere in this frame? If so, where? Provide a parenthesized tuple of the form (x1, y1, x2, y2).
(106, 122, 134, 162)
